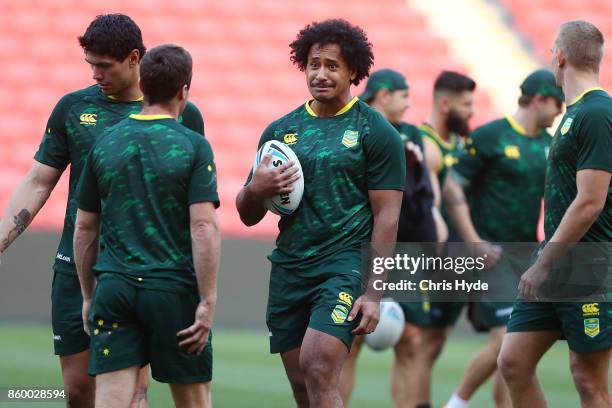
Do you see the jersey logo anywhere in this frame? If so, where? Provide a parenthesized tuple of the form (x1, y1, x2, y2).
(342, 130, 359, 148)
(443, 154, 458, 168)
(504, 145, 521, 159)
(582, 303, 600, 316)
(331, 304, 349, 324)
(560, 117, 573, 135)
(283, 133, 298, 145)
(79, 113, 98, 126)
(584, 318, 600, 338)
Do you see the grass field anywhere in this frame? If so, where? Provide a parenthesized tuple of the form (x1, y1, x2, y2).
(0, 324, 592, 407)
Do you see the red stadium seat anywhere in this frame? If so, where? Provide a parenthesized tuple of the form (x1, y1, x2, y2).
(1, 0, 497, 237)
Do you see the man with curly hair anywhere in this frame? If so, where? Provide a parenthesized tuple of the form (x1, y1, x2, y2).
(0, 14, 204, 407)
(236, 19, 406, 407)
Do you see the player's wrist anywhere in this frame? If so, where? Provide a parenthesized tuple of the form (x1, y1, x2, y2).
(245, 183, 265, 203)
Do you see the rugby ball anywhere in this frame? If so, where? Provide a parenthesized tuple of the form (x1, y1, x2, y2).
(364, 300, 405, 351)
(252, 140, 304, 216)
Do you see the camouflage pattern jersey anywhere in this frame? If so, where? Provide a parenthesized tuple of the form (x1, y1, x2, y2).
(453, 116, 551, 242)
(75, 114, 218, 292)
(34, 85, 204, 275)
(251, 97, 406, 273)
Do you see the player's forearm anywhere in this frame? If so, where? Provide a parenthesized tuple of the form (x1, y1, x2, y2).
(0, 172, 56, 253)
(73, 226, 99, 300)
(191, 217, 221, 308)
(236, 185, 267, 226)
(537, 197, 604, 267)
(366, 195, 402, 298)
(431, 207, 448, 243)
(443, 178, 480, 242)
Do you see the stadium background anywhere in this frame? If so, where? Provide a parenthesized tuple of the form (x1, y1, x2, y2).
(0, 0, 610, 406)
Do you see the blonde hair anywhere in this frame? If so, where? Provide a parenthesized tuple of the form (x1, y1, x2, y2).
(556, 20, 604, 73)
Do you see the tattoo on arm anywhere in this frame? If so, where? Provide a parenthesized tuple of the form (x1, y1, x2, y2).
(1, 209, 31, 253)
(445, 187, 467, 207)
(13, 209, 31, 234)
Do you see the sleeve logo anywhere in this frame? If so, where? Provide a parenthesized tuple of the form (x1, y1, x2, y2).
(560, 118, 573, 135)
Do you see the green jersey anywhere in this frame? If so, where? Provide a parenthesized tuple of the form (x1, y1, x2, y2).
(454, 116, 551, 242)
(253, 97, 405, 271)
(420, 123, 460, 186)
(34, 85, 204, 275)
(75, 114, 218, 292)
(394, 122, 424, 151)
(545, 88, 612, 242)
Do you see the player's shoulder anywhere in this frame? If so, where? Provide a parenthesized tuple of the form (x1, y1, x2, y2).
(472, 117, 509, 137)
(180, 101, 205, 134)
(577, 91, 612, 118)
(52, 85, 99, 112)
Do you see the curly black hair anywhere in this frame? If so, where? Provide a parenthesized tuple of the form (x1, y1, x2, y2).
(290, 19, 374, 86)
(78, 14, 146, 61)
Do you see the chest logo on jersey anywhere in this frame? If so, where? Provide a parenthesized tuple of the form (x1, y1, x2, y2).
(342, 130, 359, 148)
(283, 133, 298, 145)
(560, 118, 573, 135)
(79, 113, 98, 126)
(504, 145, 521, 159)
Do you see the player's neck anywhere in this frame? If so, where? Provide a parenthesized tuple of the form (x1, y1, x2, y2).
(562, 69, 600, 105)
(428, 112, 450, 141)
(310, 93, 353, 117)
(109, 80, 143, 102)
(139, 103, 180, 120)
(512, 108, 539, 136)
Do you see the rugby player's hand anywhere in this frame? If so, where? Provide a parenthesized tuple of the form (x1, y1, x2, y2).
(82, 299, 92, 336)
(473, 242, 502, 268)
(518, 261, 550, 300)
(249, 154, 300, 200)
(349, 296, 380, 335)
(177, 301, 214, 354)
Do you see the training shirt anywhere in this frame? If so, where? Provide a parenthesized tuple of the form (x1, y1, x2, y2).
(34, 85, 204, 275)
(454, 116, 551, 242)
(76, 114, 218, 292)
(251, 97, 405, 272)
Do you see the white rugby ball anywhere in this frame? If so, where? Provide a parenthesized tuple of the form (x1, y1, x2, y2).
(252, 140, 304, 216)
(364, 300, 405, 351)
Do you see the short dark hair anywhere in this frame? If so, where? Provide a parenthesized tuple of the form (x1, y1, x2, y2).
(140, 45, 192, 105)
(518, 94, 534, 107)
(289, 19, 374, 86)
(79, 14, 146, 61)
(434, 71, 476, 96)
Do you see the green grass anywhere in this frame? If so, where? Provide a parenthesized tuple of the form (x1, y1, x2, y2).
(0, 324, 590, 407)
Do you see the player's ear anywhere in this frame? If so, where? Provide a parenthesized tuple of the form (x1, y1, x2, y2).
(350, 70, 357, 83)
(557, 50, 567, 69)
(180, 84, 189, 101)
(128, 49, 140, 69)
(440, 95, 451, 114)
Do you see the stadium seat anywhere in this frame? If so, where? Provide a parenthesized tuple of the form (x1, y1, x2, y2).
(1, 0, 497, 237)
(501, 0, 612, 90)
